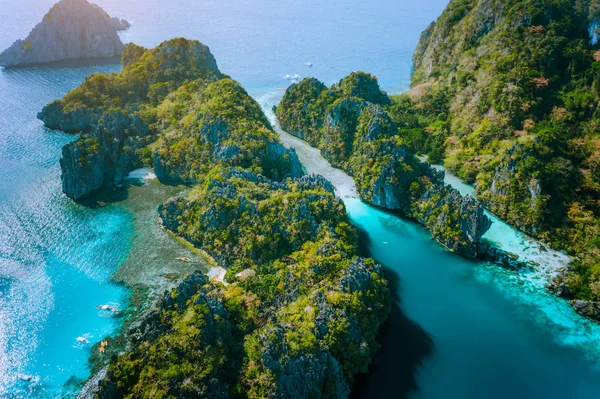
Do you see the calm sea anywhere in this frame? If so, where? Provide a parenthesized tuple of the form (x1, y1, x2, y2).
(1, 0, 600, 398)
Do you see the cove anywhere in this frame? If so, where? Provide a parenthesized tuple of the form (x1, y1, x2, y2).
(259, 97, 600, 398)
(430, 164, 572, 276)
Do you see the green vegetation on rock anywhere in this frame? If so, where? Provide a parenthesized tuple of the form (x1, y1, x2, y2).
(277, 72, 491, 258)
(41, 38, 391, 397)
(38, 39, 301, 199)
(397, 0, 600, 317)
(98, 170, 390, 398)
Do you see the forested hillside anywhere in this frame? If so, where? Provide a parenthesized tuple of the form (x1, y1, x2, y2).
(390, 0, 600, 310)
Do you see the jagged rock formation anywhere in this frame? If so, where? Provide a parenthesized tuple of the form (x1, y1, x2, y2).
(90, 3, 131, 31)
(56, 111, 151, 199)
(277, 73, 491, 257)
(0, 0, 128, 67)
(97, 168, 390, 398)
(158, 169, 345, 269)
(400, 0, 600, 320)
(38, 39, 301, 199)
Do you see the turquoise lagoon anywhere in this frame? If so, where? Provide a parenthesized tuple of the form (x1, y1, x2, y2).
(0, 65, 130, 397)
(2, 0, 600, 398)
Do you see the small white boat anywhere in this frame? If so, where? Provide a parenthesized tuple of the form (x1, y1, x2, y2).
(76, 336, 89, 345)
(284, 74, 292, 80)
(293, 74, 301, 80)
(304, 61, 313, 67)
(17, 373, 38, 383)
(96, 303, 121, 316)
(72, 334, 92, 349)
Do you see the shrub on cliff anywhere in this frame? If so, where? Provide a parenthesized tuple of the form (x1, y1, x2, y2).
(100, 170, 391, 398)
(400, 0, 600, 306)
(276, 73, 490, 257)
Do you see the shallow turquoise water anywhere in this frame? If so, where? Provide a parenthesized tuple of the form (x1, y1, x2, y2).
(0, 65, 130, 397)
(344, 198, 600, 398)
(3, 0, 600, 398)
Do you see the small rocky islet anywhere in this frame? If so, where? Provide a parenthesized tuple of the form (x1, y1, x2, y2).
(0, 0, 129, 67)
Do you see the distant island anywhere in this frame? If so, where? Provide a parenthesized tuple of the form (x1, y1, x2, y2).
(0, 0, 130, 67)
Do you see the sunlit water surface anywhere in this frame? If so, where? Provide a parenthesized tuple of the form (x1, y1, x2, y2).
(2, 0, 600, 398)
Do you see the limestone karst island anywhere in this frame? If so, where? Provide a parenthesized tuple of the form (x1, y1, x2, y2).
(2, 0, 600, 398)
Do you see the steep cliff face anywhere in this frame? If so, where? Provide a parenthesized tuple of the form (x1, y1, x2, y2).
(402, 0, 600, 318)
(277, 73, 491, 258)
(0, 0, 127, 67)
(59, 137, 104, 200)
(90, 3, 131, 31)
(99, 168, 390, 398)
(39, 39, 301, 199)
(57, 110, 152, 199)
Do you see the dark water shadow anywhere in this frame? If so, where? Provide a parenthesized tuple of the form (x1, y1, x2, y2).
(76, 183, 130, 208)
(1, 56, 121, 71)
(351, 225, 435, 399)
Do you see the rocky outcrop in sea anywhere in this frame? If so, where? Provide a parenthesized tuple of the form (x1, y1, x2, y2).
(38, 39, 303, 200)
(277, 73, 492, 258)
(0, 0, 127, 67)
(57, 111, 152, 199)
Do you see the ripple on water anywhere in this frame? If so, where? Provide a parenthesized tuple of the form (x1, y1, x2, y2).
(0, 64, 129, 398)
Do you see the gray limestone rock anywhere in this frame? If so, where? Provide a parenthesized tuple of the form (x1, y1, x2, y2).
(0, 0, 126, 67)
(569, 300, 600, 322)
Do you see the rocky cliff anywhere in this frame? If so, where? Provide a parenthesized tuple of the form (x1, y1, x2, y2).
(277, 73, 491, 258)
(402, 0, 600, 319)
(39, 39, 301, 199)
(90, 3, 131, 31)
(96, 168, 390, 398)
(0, 0, 128, 67)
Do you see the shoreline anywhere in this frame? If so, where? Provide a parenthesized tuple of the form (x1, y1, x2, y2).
(76, 177, 217, 397)
(428, 161, 572, 273)
(262, 97, 594, 326)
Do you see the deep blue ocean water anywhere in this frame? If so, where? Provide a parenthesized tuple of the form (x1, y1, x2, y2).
(2, 0, 600, 398)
